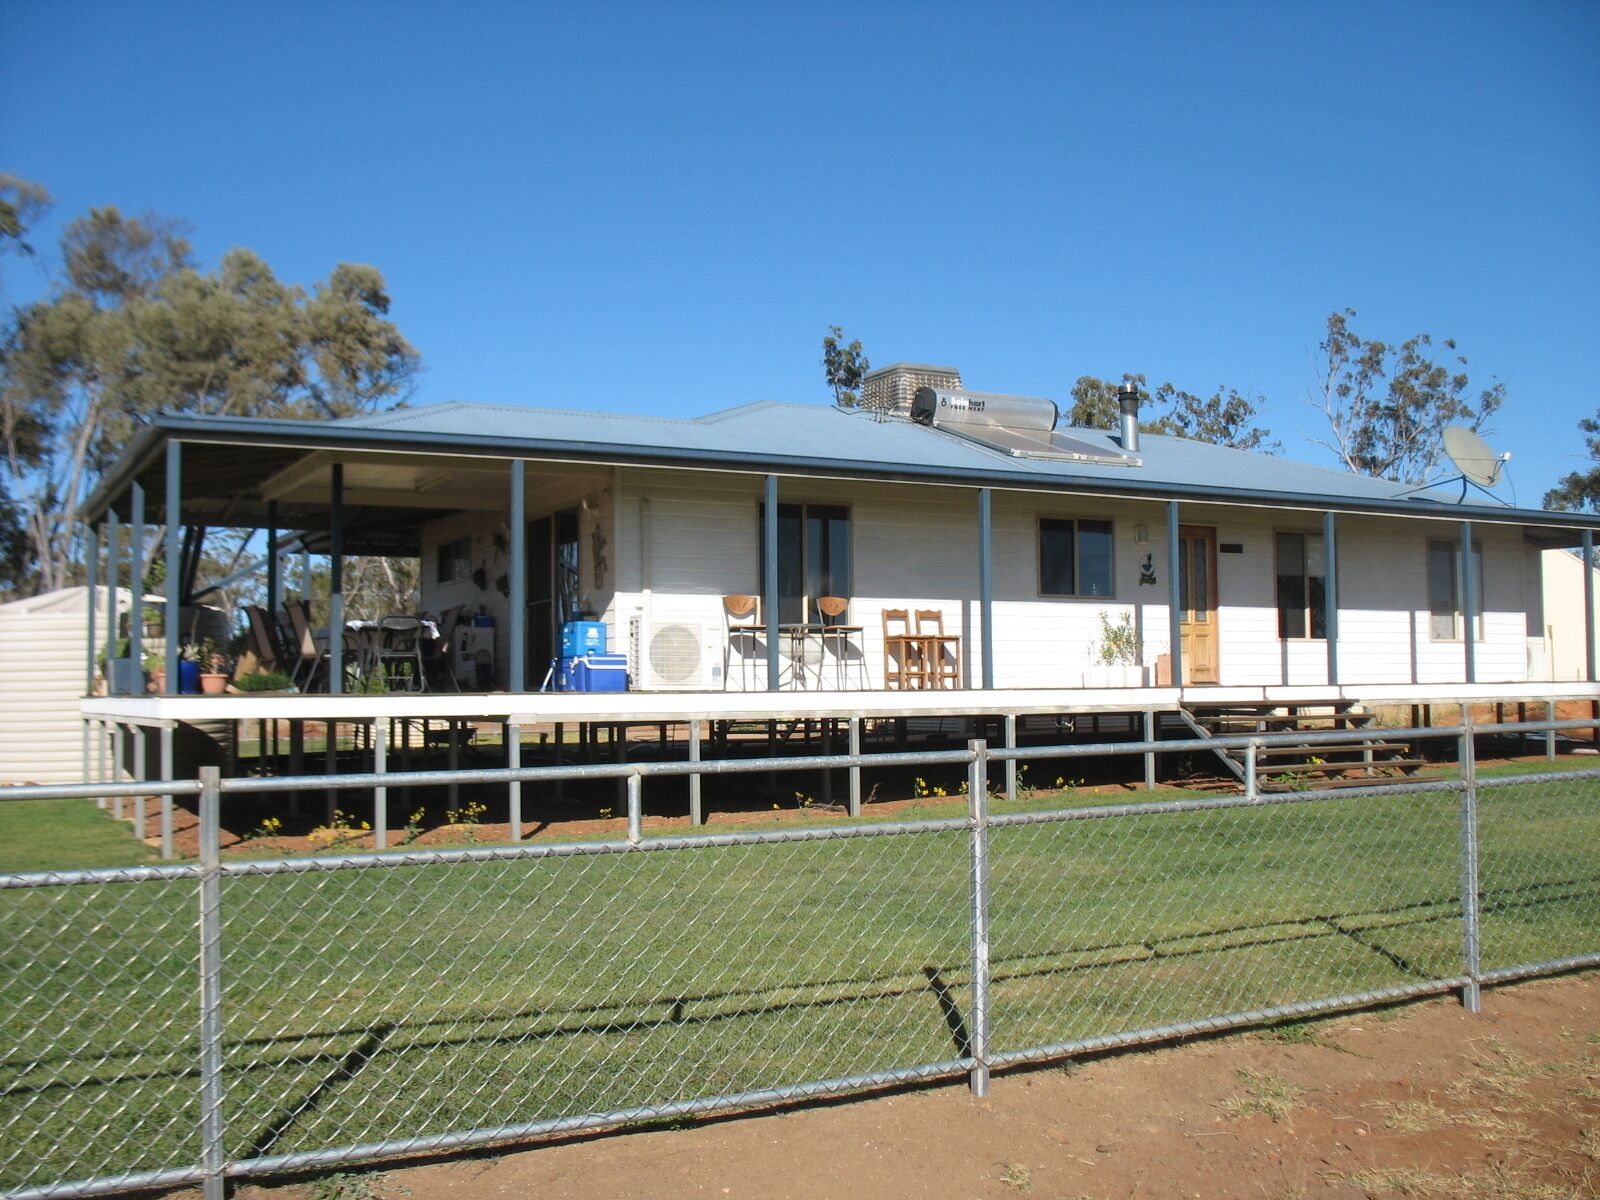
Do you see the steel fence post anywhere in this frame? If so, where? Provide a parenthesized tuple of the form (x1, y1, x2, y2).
(197, 766, 226, 1200)
(967, 739, 991, 1097)
(627, 771, 642, 846)
(1458, 714, 1482, 1013)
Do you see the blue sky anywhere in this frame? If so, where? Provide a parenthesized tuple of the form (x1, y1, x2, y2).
(4, 0, 1597, 502)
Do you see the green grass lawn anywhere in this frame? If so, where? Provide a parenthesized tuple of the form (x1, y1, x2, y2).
(0, 766, 1595, 1193)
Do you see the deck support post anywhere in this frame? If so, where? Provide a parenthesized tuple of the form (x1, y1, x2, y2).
(979, 487, 994, 689)
(1461, 521, 1477, 685)
(764, 474, 779, 691)
(848, 717, 861, 818)
(554, 722, 565, 801)
(1580, 528, 1593, 681)
(129, 480, 145, 691)
(1323, 510, 1338, 687)
(1167, 500, 1183, 688)
(105, 510, 120, 694)
(509, 460, 526, 692)
(506, 722, 522, 841)
(1143, 710, 1157, 789)
(329, 463, 345, 694)
(133, 724, 147, 841)
(372, 719, 387, 850)
(111, 722, 125, 816)
(159, 724, 174, 859)
(1003, 713, 1017, 803)
(689, 719, 703, 825)
(164, 441, 182, 691)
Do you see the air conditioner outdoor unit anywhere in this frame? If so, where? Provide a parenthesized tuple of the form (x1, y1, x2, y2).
(628, 615, 721, 691)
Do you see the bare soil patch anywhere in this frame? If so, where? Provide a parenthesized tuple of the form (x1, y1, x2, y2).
(223, 973, 1600, 1200)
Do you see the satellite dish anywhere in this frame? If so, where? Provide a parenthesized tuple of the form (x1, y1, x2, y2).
(1442, 425, 1509, 489)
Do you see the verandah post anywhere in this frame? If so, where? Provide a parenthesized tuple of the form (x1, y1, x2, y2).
(509, 459, 526, 692)
(764, 474, 779, 691)
(165, 440, 182, 692)
(979, 487, 994, 689)
(1323, 510, 1338, 687)
(1166, 500, 1183, 688)
(328, 464, 345, 693)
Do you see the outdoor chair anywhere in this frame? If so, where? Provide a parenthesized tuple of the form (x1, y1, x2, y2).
(722, 595, 765, 690)
(817, 596, 868, 689)
(881, 609, 927, 690)
(244, 605, 285, 675)
(281, 597, 325, 691)
(423, 605, 463, 691)
(377, 615, 428, 692)
(915, 609, 961, 689)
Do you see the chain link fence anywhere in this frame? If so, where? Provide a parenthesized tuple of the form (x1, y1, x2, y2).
(2, 718, 1597, 1198)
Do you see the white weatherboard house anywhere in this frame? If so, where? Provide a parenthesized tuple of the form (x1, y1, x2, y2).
(73, 362, 1600, 798)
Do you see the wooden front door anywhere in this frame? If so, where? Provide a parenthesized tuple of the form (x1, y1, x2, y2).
(1178, 525, 1219, 684)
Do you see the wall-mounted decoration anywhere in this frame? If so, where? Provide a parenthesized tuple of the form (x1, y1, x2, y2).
(591, 525, 609, 590)
(1139, 553, 1158, 586)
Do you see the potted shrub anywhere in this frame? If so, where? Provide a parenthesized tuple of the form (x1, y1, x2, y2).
(1084, 610, 1146, 688)
(195, 639, 230, 695)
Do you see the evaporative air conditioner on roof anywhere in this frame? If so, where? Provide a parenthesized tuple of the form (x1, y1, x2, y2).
(910, 386, 1141, 466)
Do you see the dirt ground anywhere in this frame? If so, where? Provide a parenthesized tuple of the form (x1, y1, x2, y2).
(219, 974, 1600, 1200)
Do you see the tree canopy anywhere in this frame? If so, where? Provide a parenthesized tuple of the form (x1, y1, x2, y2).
(0, 187, 421, 596)
(821, 325, 869, 409)
(1543, 410, 1600, 513)
(1311, 308, 1504, 486)
(1067, 373, 1278, 453)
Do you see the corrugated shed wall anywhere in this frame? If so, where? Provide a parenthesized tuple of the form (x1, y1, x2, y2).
(0, 592, 95, 784)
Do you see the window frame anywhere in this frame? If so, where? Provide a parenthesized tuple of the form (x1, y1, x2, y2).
(1426, 537, 1486, 643)
(756, 501, 853, 625)
(436, 535, 472, 585)
(1274, 530, 1328, 642)
(1036, 516, 1117, 599)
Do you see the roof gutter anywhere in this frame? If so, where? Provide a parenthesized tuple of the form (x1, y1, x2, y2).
(78, 412, 1600, 533)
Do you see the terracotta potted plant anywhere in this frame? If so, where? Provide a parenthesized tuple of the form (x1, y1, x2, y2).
(196, 639, 229, 695)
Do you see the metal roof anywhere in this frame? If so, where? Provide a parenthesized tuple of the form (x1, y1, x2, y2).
(81, 397, 1599, 534)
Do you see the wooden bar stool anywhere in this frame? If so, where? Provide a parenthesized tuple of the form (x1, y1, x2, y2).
(915, 609, 961, 689)
(881, 609, 927, 690)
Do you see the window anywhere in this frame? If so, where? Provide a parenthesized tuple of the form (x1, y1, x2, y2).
(757, 504, 851, 624)
(1038, 518, 1114, 597)
(1428, 539, 1485, 641)
(436, 536, 472, 585)
(1275, 532, 1327, 639)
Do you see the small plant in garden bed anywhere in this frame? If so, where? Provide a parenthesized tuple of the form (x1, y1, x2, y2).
(398, 807, 427, 845)
(308, 809, 370, 848)
(247, 816, 283, 842)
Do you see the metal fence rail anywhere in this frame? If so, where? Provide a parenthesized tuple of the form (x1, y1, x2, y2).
(1, 719, 1597, 1199)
